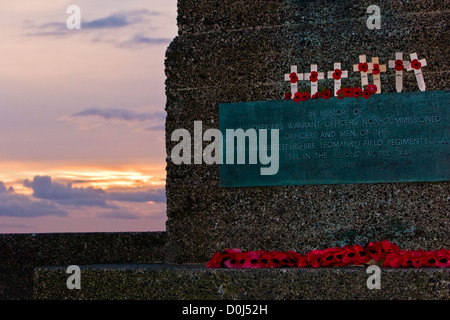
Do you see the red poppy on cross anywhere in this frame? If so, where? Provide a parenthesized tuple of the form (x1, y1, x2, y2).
(304, 64, 324, 95)
(353, 55, 373, 88)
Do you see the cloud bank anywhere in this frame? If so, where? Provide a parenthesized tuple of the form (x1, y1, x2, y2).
(0, 181, 67, 217)
(0, 176, 165, 220)
(23, 176, 108, 207)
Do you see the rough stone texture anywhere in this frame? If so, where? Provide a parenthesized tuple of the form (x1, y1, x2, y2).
(34, 264, 449, 300)
(165, 0, 450, 263)
(0, 232, 166, 299)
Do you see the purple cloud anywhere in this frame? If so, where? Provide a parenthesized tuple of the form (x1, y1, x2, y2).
(0, 181, 68, 217)
(65, 108, 166, 132)
(0, 177, 166, 220)
(107, 188, 166, 203)
(24, 9, 172, 48)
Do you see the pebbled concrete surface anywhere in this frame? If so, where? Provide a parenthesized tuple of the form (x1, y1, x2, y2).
(165, 0, 450, 263)
(34, 264, 449, 300)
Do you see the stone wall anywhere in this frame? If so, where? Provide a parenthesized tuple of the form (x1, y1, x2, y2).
(165, 0, 449, 263)
(34, 266, 449, 299)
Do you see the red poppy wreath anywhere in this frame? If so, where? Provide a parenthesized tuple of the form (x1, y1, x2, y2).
(206, 241, 449, 269)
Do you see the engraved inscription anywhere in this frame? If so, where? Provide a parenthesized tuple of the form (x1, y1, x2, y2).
(219, 91, 450, 187)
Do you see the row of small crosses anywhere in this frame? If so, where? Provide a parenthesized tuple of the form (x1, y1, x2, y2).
(284, 52, 427, 97)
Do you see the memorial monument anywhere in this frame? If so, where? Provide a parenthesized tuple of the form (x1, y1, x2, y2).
(165, 0, 449, 264)
(21, 0, 449, 300)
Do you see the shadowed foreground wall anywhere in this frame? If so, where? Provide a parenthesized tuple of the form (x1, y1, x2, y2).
(165, 0, 450, 263)
(0, 232, 166, 299)
(33, 265, 449, 300)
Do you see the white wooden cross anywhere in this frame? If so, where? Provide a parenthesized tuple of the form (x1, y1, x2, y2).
(388, 52, 409, 93)
(284, 65, 304, 97)
(406, 52, 427, 91)
(304, 64, 324, 95)
(366, 57, 386, 94)
(353, 55, 373, 89)
(327, 62, 348, 97)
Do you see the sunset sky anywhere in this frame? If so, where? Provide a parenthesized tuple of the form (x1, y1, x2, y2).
(0, 0, 177, 233)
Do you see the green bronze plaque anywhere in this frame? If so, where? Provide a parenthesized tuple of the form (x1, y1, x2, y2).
(219, 91, 450, 187)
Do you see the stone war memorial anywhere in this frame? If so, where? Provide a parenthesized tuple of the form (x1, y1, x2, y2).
(3, 0, 448, 301)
